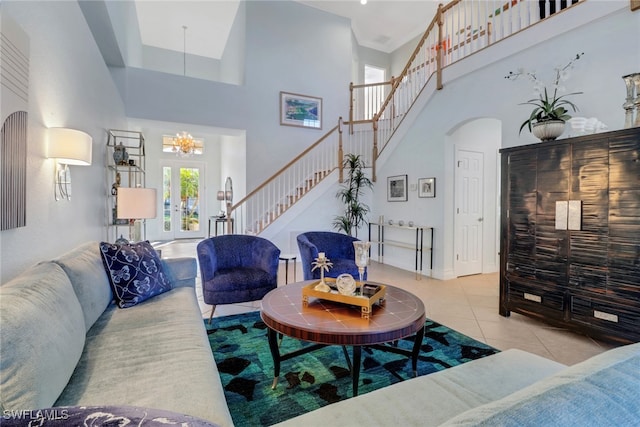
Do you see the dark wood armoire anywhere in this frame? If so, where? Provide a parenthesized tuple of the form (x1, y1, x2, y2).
(500, 127, 640, 344)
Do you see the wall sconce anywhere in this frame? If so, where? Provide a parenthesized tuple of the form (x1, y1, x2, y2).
(47, 128, 92, 200)
(116, 187, 157, 242)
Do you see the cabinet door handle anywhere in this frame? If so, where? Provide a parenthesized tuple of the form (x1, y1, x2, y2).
(478, 217, 484, 222)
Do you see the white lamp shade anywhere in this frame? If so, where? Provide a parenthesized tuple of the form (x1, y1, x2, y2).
(117, 187, 157, 219)
(47, 128, 93, 165)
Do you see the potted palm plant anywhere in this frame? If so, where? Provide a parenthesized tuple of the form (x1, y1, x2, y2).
(333, 154, 372, 237)
(506, 53, 584, 141)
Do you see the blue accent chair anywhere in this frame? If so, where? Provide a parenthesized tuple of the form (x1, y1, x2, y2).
(297, 231, 367, 281)
(197, 235, 280, 323)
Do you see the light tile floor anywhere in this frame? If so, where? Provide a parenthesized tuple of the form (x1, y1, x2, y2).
(159, 240, 619, 366)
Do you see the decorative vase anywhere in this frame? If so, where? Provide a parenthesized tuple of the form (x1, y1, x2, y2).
(336, 273, 356, 296)
(633, 74, 640, 127)
(353, 241, 371, 297)
(622, 73, 636, 128)
(113, 142, 128, 165)
(531, 120, 565, 141)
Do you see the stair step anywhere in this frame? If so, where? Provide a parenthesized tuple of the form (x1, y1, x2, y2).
(252, 168, 334, 234)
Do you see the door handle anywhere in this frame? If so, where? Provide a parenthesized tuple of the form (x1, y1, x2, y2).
(478, 217, 484, 222)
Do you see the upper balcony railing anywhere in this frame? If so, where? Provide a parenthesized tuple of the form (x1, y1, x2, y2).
(229, 0, 583, 233)
(352, 0, 582, 179)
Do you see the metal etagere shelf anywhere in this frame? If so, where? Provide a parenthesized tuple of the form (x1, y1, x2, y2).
(106, 129, 146, 242)
(368, 222, 434, 280)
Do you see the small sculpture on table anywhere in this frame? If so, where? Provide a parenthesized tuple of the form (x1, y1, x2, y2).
(353, 241, 371, 297)
(312, 252, 333, 292)
(336, 273, 356, 296)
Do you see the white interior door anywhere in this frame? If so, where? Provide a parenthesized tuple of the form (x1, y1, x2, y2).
(161, 162, 205, 239)
(455, 149, 484, 276)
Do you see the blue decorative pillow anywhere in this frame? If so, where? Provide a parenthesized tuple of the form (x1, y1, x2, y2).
(99, 241, 172, 308)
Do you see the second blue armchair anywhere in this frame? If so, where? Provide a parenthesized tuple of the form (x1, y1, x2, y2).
(297, 231, 366, 281)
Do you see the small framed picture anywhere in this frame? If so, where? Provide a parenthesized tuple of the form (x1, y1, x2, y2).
(387, 175, 408, 202)
(280, 91, 322, 129)
(418, 177, 436, 198)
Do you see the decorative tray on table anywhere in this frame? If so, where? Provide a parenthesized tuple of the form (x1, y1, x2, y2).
(302, 278, 386, 319)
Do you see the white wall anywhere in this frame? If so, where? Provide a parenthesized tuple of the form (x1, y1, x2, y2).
(242, 1, 352, 188)
(220, 0, 246, 86)
(220, 133, 247, 218)
(105, 0, 142, 68)
(0, 1, 128, 283)
(114, 1, 353, 193)
(390, 32, 421, 78)
(142, 46, 221, 81)
(354, 44, 391, 84)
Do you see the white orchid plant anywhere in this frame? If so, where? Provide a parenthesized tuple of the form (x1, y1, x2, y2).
(506, 52, 584, 134)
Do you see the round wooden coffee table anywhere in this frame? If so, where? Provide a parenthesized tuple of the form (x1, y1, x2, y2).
(260, 280, 426, 396)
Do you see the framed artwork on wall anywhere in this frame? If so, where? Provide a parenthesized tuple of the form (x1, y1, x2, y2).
(418, 177, 436, 198)
(280, 91, 322, 129)
(387, 175, 408, 202)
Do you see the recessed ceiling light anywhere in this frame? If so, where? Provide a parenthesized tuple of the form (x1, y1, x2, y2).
(360, 0, 367, 4)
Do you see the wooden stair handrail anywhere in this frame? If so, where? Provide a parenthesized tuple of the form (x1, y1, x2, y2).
(229, 122, 340, 213)
(375, 10, 441, 127)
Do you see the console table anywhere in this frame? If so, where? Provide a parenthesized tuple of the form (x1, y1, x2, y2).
(368, 222, 434, 280)
(208, 217, 234, 237)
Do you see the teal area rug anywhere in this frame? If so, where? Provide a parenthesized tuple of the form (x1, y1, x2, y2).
(205, 311, 498, 426)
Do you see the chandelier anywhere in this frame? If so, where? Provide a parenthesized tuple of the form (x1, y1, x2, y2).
(173, 131, 196, 156)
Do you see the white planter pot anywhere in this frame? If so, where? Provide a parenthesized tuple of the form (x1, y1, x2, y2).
(532, 120, 566, 141)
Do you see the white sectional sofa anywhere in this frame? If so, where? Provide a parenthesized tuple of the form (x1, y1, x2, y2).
(0, 242, 233, 426)
(278, 339, 640, 426)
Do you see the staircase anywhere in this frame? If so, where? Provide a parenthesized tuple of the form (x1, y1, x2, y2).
(229, 0, 585, 235)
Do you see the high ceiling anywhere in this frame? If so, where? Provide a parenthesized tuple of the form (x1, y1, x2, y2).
(134, 1, 241, 59)
(298, 1, 439, 52)
(134, 0, 440, 60)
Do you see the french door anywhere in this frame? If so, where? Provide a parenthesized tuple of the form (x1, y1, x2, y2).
(161, 161, 206, 239)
